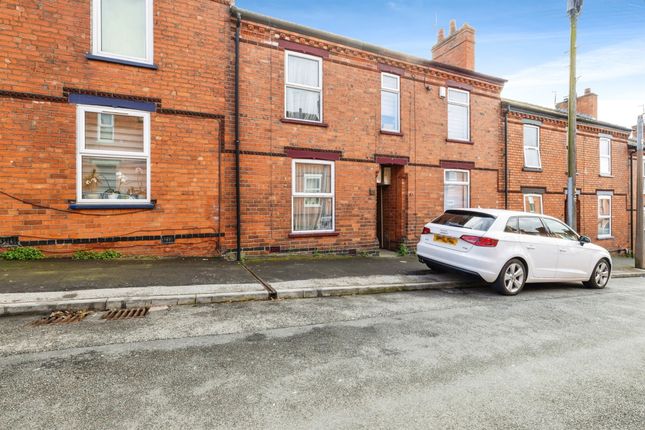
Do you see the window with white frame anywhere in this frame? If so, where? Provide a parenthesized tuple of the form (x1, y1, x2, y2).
(381, 73, 400, 132)
(599, 137, 611, 175)
(447, 88, 470, 141)
(444, 170, 470, 210)
(597, 195, 612, 238)
(285, 51, 322, 122)
(523, 194, 543, 214)
(523, 125, 541, 168)
(77, 105, 150, 203)
(292, 160, 334, 232)
(92, 0, 154, 64)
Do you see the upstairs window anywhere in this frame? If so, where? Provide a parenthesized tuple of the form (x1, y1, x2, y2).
(92, 0, 154, 64)
(77, 105, 150, 203)
(381, 73, 400, 132)
(599, 137, 611, 175)
(523, 125, 541, 169)
(292, 160, 334, 232)
(447, 88, 470, 141)
(444, 170, 470, 210)
(285, 51, 322, 123)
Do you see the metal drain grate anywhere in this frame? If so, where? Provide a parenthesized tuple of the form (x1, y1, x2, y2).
(33, 310, 91, 326)
(102, 307, 149, 320)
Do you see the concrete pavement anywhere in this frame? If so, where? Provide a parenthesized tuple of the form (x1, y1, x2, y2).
(1, 277, 644, 429)
(1, 254, 643, 316)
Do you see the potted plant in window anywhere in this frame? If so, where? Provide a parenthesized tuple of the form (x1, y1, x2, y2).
(100, 173, 122, 200)
(126, 167, 146, 200)
(83, 169, 101, 199)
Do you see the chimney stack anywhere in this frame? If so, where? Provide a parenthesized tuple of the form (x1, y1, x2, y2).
(555, 88, 598, 119)
(432, 20, 476, 71)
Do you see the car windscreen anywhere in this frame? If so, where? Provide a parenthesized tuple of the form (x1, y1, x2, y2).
(431, 210, 496, 231)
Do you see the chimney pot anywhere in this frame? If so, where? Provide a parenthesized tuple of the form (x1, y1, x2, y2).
(584, 88, 591, 95)
(437, 28, 445, 42)
(449, 19, 456, 35)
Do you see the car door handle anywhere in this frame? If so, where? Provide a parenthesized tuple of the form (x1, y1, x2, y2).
(526, 245, 536, 250)
(559, 248, 567, 253)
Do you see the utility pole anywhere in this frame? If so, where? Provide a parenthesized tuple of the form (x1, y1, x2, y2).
(566, 0, 582, 230)
(636, 115, 644, 268)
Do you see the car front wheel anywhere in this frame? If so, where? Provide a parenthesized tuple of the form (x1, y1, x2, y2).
(583, 259, 610, 289)
(493, 258, 527, 296)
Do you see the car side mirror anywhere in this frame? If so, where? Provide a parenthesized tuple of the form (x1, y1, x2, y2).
(579, 235, 591, 245)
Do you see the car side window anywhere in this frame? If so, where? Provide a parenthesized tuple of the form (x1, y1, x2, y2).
(504, 217, 519, 233)
(518, 217, 549, 237)
(542, 218, 579, 241)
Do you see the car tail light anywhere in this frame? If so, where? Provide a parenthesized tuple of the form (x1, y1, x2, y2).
(460, 235, 499, 247)
(422, 227, 431, 235)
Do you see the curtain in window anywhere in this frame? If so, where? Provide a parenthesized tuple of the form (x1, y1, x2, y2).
(286, 88, 321, 121)
(101, 0, 147, 59)
(448, 103, 468, 141)
(381, 91, 399, 131)
(293, 163, 333, 231)
(287, 55, 319, 87)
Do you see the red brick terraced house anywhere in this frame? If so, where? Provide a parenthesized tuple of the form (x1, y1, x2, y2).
(0, 1, 636, 258)
(0, 0, 233, 256)
(502, 91, 632, 253)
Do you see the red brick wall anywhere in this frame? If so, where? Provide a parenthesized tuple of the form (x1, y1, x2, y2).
(229, 21, 503, 255)
(505, 112, 631, 252)
(0, 0, 232, 256)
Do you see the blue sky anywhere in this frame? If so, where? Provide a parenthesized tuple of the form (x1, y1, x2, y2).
(237, 0, 645, 127)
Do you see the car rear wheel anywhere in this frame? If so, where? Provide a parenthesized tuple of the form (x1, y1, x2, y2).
(493, 259, 526, 296)
(583, 259, 610, 289)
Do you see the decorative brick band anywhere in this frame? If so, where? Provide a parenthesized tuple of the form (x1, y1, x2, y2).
(440, 160, 475, 170)
(157, 108, 224, 119)
(0, 90, 67, 103)
(446, 80, 474, 91)
(285, 147, 342, 161)
(279, 39, 330, 58)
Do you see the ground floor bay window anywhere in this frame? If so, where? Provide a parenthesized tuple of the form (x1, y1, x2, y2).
(444, 170, 470, 211)
(292, 160, 334, 233)
(76, 105, 150, 203)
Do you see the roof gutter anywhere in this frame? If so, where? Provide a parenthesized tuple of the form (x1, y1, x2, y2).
(230, 6, 506, 87)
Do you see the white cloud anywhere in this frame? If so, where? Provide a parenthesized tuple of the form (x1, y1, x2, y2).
(502, 39, 645, 127)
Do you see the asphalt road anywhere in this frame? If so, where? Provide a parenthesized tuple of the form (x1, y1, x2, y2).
(1, 278, 644, 429)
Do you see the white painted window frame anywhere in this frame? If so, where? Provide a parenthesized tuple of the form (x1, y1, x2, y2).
(380, 72, 400, 133)
(523, 193, 544, 214)
(92, 0, 154, 65)
(523, 124, 542, 169)
(291, 159, 335, 233)
(599, 136, 612, 176)
(443, 169, 470, 211)
(597, 194, 612, 239)
(76, 104, 151, 204)
(284, 50, 323, 123)
(447, 88, 470, 141)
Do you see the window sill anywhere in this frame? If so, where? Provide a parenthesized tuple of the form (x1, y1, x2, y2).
(280, 118, 329, 128)
(523, 167, 543, 172)
(445, 138, 474, 145)
(69, 202, 156, 210)
(380, 130, 404, 137)
(597, 236, 614, 240)
(599, 174, 614, 178)
(288, 231, 339, 238)
(86, 54, 158, 70)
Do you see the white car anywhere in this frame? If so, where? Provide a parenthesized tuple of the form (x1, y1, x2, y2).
(416, 209, 612, 295)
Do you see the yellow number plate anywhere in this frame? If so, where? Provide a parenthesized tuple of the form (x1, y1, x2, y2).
(433, 234, 458, 246)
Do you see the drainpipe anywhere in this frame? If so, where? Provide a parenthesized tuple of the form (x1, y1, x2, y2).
(630, 149, 634, 254)
(504, 106, 509, 209)
(235, 12, 242, 261)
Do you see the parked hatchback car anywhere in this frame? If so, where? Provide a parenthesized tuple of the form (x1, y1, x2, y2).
(416, 209, 612, 295)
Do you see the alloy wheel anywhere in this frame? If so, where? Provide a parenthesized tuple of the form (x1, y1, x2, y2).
(504, 262, 525, 293)
(594, 261, 610, 287)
